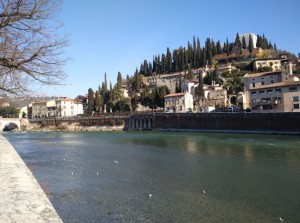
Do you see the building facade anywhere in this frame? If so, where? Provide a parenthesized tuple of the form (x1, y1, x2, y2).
(30, 97, 84, 118)
(164, 92, 194, 113)
(244, 60, 300, 112)
(252, 58, 282, 72)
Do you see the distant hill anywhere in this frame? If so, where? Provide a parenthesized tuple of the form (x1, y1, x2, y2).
(0, 95, 58, 108)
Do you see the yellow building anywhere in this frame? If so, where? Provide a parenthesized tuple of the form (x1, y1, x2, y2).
(252, 58, 282, 72)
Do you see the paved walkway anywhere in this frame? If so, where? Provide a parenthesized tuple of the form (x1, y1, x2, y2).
(0, 135, 63, 223)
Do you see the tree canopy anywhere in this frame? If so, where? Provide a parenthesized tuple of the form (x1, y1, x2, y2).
(0, 0, 68, 94)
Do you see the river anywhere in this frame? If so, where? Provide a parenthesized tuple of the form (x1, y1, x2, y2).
(3, 131, 300, 223)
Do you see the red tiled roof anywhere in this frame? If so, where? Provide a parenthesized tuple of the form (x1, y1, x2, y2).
(244, 71, 280, 78)
(164, 93, 185, 98)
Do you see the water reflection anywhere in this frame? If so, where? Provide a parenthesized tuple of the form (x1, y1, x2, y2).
(243, 145, 254, 163)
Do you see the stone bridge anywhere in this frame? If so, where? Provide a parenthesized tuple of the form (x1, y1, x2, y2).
(0, 118, 21, 131)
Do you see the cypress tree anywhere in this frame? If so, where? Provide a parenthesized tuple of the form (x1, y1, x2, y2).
(87, 88, 95, 113)
(226, 38, 230, 56)
(205, 38, 213, 66)
(256, 35, 262, 48)
(161, 53, 166, 73)
(234, 33, 241, 48)
(198, 72, 204, 98)
(242, 36, 247, 49)
(166, 47, 172, 73)
(173, 49, 179, 72)
(249, 35, 254, 53)
(201, 47, 207, 67)
(216, 40, 222, 54)
(193, 36, 197, 68)
(117, 72, 122, 90)
(94, 90, 102, 113)
(143, 60, 148, 76)
(197, 37, 202, 68)
(148, 62, 153, 76)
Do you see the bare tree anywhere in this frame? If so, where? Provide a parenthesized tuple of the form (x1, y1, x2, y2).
(0, 0, 68, 94)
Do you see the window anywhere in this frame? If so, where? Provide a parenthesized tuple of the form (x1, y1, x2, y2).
(261, 98, 271, 104)
(259, 90, 265, 95)
(293, 104, 299, 109)
(289, 87, 297, 92)
(267, 89, 273, 94)
(293, 96, 299, 102)
(271, 80, 274, 84)
(275, 89, 281, 93)
(261, 81, 265, 85)
(251, 91, 257, 96)
(252, 83, 256, 88)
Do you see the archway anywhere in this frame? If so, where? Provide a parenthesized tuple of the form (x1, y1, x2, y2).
(3, 122, 19, 131)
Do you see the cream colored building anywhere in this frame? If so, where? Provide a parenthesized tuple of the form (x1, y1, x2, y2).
(216, 64, 237, 75)
(252, 58, 282, 72)
(31, 97, 84, 118)
(244, 60, 300, 112)
(164, 92, 194, 112)
(248, 81, 300, 112)
(32, 101, 47, 118)
(55, 97, 83, 117)
(144, 69, 207, 93)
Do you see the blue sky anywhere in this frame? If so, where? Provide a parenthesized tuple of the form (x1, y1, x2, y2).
(40, 0, 300, 98)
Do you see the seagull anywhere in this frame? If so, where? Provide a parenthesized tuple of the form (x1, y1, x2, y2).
(71, 172, 74, 175)
(279, 217, 284, 222)
(97, 172, 99, 175)
(203, 190, 206, 194)
(149, 194, 152, 198)
(114, 160, 119, 164)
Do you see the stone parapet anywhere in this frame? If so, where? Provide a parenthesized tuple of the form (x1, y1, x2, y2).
(0, 135, 63, 223)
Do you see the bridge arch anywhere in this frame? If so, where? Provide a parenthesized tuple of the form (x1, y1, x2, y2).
(0, 118, 21, 132)
(3, 122, 19, 131)
(129, 115, 154, 130)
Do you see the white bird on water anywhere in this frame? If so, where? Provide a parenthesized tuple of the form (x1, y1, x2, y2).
(279, 217, 284, 222)
(114, 160, 119, 164)
(203, 190, 206, 194)
(97, 172, 99, 175)
(149, 194, 152, 198)
(71, 172, 74, 175)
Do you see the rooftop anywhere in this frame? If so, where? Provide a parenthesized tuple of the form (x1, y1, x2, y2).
(251, 81, 300, 90)
(244, 71, 281, 78)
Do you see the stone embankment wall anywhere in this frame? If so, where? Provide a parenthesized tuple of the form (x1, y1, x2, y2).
(28, 117, 126, 131)
(128, 113, 300, 134)
(152, 112, 300, 133)
(0, 135, 63, 222)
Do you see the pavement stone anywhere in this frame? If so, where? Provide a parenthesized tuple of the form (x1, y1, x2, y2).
(0, 135, 63, 223)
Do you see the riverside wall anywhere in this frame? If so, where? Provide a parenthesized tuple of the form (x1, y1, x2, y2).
(0, 135, 63, 223)
(152, 113, 300, 133)
(25, 112, 300, 134)
(150, 112, 300, 134)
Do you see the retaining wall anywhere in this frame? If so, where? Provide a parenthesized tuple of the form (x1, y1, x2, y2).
(0, 135, 63, 223)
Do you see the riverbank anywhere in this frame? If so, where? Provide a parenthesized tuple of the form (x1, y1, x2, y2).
(0, 135, 63, 223)
(25, 122, 125, 132)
